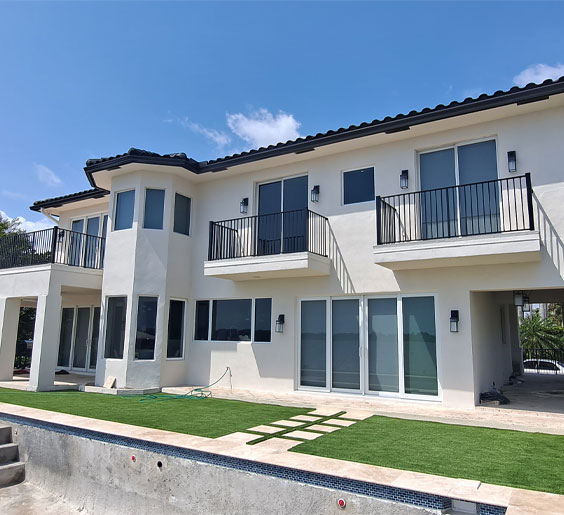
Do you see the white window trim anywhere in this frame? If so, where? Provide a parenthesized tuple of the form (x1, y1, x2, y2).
(165, 298, 187, 361)
(142, 187, 166, 231)
(173, 192, 192, 237)
(132, 294, 159, 362)
(113, 188, 136, 231)
(254, 173, 308, 216)
(341, 165, 376, 206)
(103, 295, 128, 361)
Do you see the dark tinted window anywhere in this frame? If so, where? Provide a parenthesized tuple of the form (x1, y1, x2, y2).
(174, 193, 191, 235)
(144, 189, 165, 229)
(538, 361, 558, 371)
(343, 167, 374, 205)
(167, 300, 185, 358)
(114, 190, 135, 230)
(104, 297, 127, 359)
(195, 300, 210, 340)
(135, 297, 158, 360)
(254, 298, 272, 342)
(212, 299, 252, 341)
(57, 308, 74, 367)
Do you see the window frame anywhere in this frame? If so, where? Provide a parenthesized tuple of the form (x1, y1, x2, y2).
(165, 298, 187, 360)
(173, 192, 192, 236)
(133, 295, 159, 362)
(103, 295, 128, 360)
(113, 189, 136, 231)
(341, 166, 376, 206)
(192, 297, 273, 344)
(143, 188, 166, 230)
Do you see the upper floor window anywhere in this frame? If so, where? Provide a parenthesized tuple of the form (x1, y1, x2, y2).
(143, 188, 165, 230)
(174, 193, 191, 236)
(343, 167, 375, 205)
(114, 190, 135, 231)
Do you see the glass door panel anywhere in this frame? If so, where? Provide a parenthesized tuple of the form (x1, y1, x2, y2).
(57, 308, 75, 367)
(282, 176, 308, 253)
(331, 299, 360, 390)
(72, 308, 90, 369)
(89, 307, 100, 370)
(420, 149, 458, 239)
(300, 300, 327, 388)
(457, 140, 499, 235)
(403, 297, 438, 396)
(85, 216, 100, 268)
(367, 298, 399, 392)
(69, 219, 84, 266)
(258, 181, 282, 255)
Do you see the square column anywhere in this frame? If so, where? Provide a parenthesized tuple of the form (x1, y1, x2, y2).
(0, 298, 21, 381)
(28, 288, 62, 391)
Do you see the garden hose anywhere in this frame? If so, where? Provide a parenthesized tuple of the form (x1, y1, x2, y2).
(139, 366, 231, 402)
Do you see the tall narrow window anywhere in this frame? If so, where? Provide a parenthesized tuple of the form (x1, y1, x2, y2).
(167, 300, 185, 358)
(300, 300, 327, 388)
(174, 193, 191, 236)
(194, 300, 210, 340)
(144, 189, 165, 230)
(368, 298, 399, 392)
(135, 297, 158, 360)
(104, 297, 127, 359)
(57, 308, 75, 367)
(343, 167, 375, 205)
(114, 190, 135, 230)
(254, 298, 272, 342)
(332, 299, 360, 390)
(403, 296, 437, 396)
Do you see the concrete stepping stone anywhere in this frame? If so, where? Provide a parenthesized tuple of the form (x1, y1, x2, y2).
(307, 407, 343, 417)
(341, 409, 373, 420)
(248, 425, 283, 434)
(271, 419, 304, 428)
(290, 415, 322, 423)
(308, 424, 340, 433)
(325, 419, 356, 427)
(285, 430, 324, 440)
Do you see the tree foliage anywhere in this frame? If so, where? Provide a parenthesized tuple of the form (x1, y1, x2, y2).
(0, 213, 21, 237)
(519, 311, 564, 350)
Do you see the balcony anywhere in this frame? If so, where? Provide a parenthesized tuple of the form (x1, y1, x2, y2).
(204, 208, 331, 280)
(374, 174, 541, 270)
(0, 227, 106, 271)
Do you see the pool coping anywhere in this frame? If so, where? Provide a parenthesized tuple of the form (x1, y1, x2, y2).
(0, 402, 561, 514)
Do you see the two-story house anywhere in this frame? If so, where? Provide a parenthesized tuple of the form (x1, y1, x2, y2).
(1, 76, 563, 408)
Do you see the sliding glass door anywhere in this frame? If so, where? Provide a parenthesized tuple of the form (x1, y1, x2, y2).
(299, 296, 439, 398)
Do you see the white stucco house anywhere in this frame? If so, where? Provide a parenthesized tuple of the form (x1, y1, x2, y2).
(1, 77, 564, 408)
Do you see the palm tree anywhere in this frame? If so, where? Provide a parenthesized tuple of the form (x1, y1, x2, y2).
(520, 311, 564, 350)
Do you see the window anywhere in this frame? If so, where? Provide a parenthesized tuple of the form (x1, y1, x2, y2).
(104, 297, 127, 359)
(135, 297, 158, 360)
(300, 300, 327, 388)
(194, 300, 210, 340)
(167, 300, 185, 358)
(174, 193, 191, 236)
(254, 298, 272, 342)
(343, 167, 374, 205)
(114, 190, 135, 230)
(212, 299, 252, 341)
(57, 308, 75, 367)
(144, 189, 165, 230)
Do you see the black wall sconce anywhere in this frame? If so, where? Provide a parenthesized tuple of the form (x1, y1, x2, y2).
(400, 170, 409, 189)
(507, 151, 517, 173)
(522, 294, 530, 313)
(450, 310, 459, 333)
(275, 314, 285, 333)
(240, 197, 248, 214)
(311, 185, 320, 203)
(513, 291, 524, 307)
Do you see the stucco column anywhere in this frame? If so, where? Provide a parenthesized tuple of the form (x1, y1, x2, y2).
(28, 288, 62, 391)
(0, 298, 21, 381)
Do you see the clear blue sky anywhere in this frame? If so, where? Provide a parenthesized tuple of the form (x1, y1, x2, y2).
(1, 1, 563, 229)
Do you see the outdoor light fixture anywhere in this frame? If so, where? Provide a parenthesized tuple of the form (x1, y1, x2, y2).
(275, 314, 285, 333)
(400, 170, 409, 189)
(522, 294, 531, 313)
(450, 310, 459, 333)
(507, 151, 517, 173)
(513, 291, 524, 307)
(311, 185, 320, 203)
(240, 197, 248, 214)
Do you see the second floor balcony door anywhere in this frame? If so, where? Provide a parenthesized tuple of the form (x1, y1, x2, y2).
(258, 175, 308, 255)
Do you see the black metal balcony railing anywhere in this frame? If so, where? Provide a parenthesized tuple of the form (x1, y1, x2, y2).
(208, 208, 328, 261)
(0, 227, 106, 270)
(523, 348, 564, 374)
(376, 173, 535, 245)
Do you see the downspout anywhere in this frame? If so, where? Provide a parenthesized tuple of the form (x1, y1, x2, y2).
(40, 208, 59, 225)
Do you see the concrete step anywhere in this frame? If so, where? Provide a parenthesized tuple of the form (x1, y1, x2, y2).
(0, 426, 12, 445)
(0, 461, 25, 486)
(0, 443, 18, 464)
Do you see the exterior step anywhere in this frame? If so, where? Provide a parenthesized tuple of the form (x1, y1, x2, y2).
(0, 443, 18, 464)
(0, 461, 25, 486)
(0, 426, 12, 445)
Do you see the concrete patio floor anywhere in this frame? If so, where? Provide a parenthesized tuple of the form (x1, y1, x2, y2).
(0, 373, 94, 392)
(494, 373, 564, 414)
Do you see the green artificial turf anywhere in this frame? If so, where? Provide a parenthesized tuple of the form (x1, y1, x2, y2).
(293, 415, 564, 495)
(0, 388, 309, 438)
